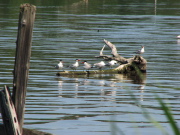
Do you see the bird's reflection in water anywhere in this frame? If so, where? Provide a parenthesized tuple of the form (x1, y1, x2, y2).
(57, 79, 63, 97)
(56, 72, 146, 101)
(177, 39, 180, 45)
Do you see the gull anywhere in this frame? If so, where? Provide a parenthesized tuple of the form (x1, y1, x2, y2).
(82, 61, 92, 71)
(55, 60, 64, 70)
(69, 59, 80, 71)
(93, 61, 106, 70)
(105, 60, 117, 68)
(135, 46, 145, 54)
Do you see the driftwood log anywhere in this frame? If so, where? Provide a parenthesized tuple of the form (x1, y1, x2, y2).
(56, 39, 147, 76)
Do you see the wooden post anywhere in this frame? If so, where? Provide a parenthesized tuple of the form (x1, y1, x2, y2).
(12, 3, 36, 133)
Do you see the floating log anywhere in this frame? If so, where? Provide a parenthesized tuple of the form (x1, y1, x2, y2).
(57, 55, 146, 76)
(56, 64, 126, 76)
(57, 39, 147, 76)
(57, 69, 119, 76)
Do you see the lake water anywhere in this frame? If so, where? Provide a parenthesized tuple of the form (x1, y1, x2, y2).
(0, 0, 180, 135)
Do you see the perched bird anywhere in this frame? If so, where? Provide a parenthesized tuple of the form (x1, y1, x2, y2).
(105, 60, 117, 68)
(93, 61, 106, 70)
(177, 35, 180, 38)
(55, 60, 63, 70)
(135, 46, 145, 54)
(82, 61, 92, 71)
(69, 59, 80, 70)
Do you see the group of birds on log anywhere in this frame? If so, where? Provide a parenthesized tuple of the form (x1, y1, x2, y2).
(55, 59, 118, 71)
(55, 46, 145, 71)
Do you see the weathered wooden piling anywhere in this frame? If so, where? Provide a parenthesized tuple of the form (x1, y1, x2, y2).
(0, 3, 52, 135)
(12, 3, 36, 133)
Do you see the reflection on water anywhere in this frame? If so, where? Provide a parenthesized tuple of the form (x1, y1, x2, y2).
(177, 39, 180, 45)
(0, 0, 180, 135)
(55, 73, 146, 105)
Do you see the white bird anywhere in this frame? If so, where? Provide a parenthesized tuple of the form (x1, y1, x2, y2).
(105, 60, 117, 68)
(82, 61, 92, 71)
(55, 60, 63, 70)
(177, 35, 180, 38)
(69, 59, 80, 70)
(135, 46, 145, 54)
(93, 61, 106, 70)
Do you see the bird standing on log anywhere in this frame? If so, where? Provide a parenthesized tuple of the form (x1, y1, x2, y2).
(55, 60, 64, 70)
(105, 60, 117, 68)
(93, 61, 106, 70)
(135, 46, 145, 54)
(69, 59, 81, 70)
(82, 61, 92, 71)
(177, 35, 180, 38)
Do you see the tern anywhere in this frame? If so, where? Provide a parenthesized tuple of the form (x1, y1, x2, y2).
(135, 46, 145, 54)
(105, 60, 117, 68)
(82, 61, 92, 71)
(93, 61, 106, 70)
(177, 35, 180, 38)
(69, 59, 80, 70)
(55, 60, 64, 70)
